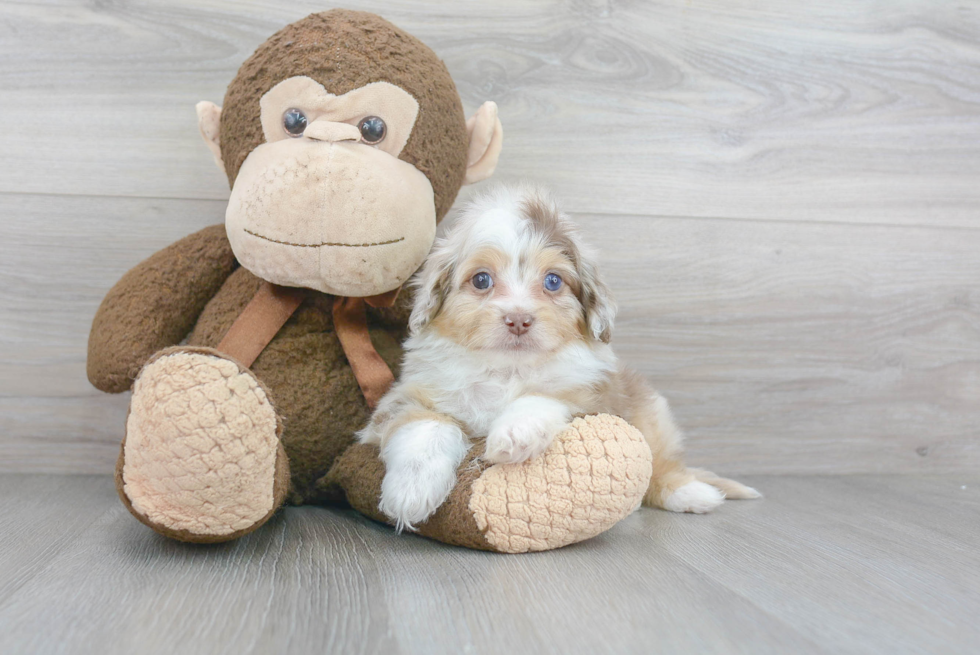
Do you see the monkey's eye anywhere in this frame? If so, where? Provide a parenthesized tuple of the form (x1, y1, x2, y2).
(282, 108, 307, 137)
(472, 272, 494, 291)
(358, 116, 387, 144)
(544, 273, 563, 292)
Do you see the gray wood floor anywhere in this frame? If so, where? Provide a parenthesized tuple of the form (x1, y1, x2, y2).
(1, 474, 977, 655)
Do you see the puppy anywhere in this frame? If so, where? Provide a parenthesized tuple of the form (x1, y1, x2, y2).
(358, 184, 760, 531)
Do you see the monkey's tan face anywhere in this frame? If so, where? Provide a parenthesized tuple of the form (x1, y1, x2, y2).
(225, 76, 436, 297)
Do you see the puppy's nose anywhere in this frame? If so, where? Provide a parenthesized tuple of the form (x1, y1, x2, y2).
(504, 313, 534, 336)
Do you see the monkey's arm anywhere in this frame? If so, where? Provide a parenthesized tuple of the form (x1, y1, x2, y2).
(87, 224, 238, 393)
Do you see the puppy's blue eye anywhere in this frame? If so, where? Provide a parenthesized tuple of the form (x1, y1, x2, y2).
(472, 272, 493, 290)
(544, 273, 563, 291)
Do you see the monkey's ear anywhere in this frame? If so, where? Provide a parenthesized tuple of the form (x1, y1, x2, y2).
(195, 101, 226, 176)
(463, 101, 503, 185)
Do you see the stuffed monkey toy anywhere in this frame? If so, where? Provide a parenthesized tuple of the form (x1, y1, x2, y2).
(87, 10, 653, 553)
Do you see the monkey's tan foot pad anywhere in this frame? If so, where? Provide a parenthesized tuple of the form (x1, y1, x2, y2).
(327, 414, 653, 553)
(116, 348, 289, 543)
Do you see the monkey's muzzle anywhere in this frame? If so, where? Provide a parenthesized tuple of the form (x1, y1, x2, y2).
(225, 140, 436, 297)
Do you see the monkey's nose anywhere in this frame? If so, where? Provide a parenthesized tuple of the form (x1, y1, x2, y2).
(504, 313, 534, 336)
(303, 120, 361, 143)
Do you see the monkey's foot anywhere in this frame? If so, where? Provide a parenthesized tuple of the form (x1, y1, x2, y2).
(328, 414, 654, 553)
(117, 347, 289, 543)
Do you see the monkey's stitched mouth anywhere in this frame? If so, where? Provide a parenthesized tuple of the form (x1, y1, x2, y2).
(244, 228, 405, 248)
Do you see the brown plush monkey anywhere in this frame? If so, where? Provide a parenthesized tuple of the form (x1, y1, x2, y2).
(87, 10, 651, 552)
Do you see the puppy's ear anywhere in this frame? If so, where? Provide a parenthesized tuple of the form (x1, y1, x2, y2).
(578, 256, 616, 343)
(409, 239, 456, 336)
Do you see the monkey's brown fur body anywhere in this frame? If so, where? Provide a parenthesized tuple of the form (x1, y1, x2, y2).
(87, 10, 651, 552)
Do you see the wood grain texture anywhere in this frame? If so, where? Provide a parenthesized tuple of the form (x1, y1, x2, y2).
(3, 192, 978, 475)
(0, 474, 977, 654)
(578, 212, 980, 474)
(0, 192, 223, 474)
(1, 0, 979, 225)
(1, 0, 979, 475)
(0, 476, 118, 602)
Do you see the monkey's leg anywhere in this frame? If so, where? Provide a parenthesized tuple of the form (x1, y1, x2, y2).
(325, 414, 653, 553)
(116, 347, 290, 543)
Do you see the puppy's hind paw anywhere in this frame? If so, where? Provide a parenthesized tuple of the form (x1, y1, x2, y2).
(689, 468, 762, 500)
(663, 481, 725, 514)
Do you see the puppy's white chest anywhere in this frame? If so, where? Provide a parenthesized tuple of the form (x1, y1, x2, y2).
(446, 378, 514, 436)
(441, 363, 576, 436)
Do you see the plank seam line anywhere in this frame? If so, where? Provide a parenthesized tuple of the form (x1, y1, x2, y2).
(1, 191, 979, 233)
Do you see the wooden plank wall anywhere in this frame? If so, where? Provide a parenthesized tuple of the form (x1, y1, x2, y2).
(1, 0, 978, 474)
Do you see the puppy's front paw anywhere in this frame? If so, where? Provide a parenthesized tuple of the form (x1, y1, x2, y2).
(378, 420, 468, 532)
(663, 481, 725, 514)
(485, 397, 570, 465)
(485, 417, 556, 464)
(379, 467, 455, 533)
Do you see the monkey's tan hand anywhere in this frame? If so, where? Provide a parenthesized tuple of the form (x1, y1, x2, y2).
(484, 396, 572, 464)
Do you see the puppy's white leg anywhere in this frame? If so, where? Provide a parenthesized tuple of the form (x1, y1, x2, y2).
(485, 396, 571, 464)
(356, 382, 412, 446)
(379, 419, 468, 532)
